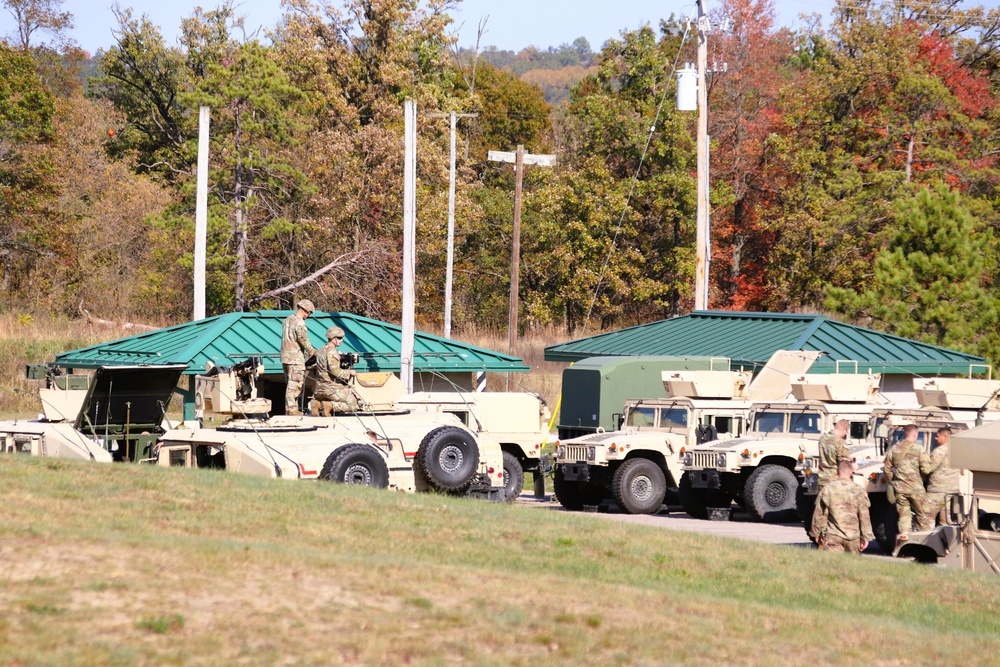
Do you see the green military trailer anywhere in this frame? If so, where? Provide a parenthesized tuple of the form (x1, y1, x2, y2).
(557, 356, 732, 440)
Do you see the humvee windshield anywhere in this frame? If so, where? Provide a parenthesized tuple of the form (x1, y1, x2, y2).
(627, 407, 656, 427)
(625, 406, 689, 428)
(752, 410, 823, 434)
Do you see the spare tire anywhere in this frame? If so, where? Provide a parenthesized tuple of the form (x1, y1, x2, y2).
(320, 443, 389, 488)
(417, 426, 480, 491)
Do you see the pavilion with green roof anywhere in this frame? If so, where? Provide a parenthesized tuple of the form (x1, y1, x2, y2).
(53, 310, 528, 418)
(544, 311, 988, 409)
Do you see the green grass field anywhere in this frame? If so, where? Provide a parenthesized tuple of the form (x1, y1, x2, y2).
(2, 457, 999, 666)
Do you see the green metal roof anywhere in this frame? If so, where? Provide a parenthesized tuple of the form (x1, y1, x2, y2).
(55, 311, 528, 374)
(544, 311, 987, 375)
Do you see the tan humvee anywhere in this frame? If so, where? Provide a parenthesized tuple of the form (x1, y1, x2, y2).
(552, 350, 820, 515)
(681, 364, 881, 523)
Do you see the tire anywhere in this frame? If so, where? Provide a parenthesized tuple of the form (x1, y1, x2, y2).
(680, 472, 709, 519)
(416, 426, 480, 491)
(501, 451, 525, 502)
(744, 464, 798, 523)
(553, 465, 604, 511)
(796, 484, 818, 544)
(612, 458, 667, 515)
(319, 443, 389, 488)
(870, 493, 899, 554)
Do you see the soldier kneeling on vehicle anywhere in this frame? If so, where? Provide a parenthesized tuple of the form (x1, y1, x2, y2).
(309, 326, 361, 416)
(810, 459, 875, 555)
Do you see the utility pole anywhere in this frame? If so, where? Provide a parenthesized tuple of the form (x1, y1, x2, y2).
(193, 106, 209, 321)
(427, 111, 477, 339)
(487, 146, 556, 355)
(695, 0, 710, 311)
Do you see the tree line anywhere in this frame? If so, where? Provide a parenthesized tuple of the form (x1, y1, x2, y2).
(2, 0, 1000, 365)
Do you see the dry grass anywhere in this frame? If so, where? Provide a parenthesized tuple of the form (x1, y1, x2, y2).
(454, 325, 572, 425)
(0, 313, 144, 417)
(3, 456, 1000, 666)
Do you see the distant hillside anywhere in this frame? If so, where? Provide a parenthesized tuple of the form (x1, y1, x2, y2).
(456, 37, 599, 105)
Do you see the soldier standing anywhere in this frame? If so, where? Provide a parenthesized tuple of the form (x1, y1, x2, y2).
(883, 424, 931, 535)
(280, 299, 318, 415)
(816, 419, 852, 489)
(312, 326, 359, 415)
(810, 459, 874, 554)
(924, 427, 959, 528)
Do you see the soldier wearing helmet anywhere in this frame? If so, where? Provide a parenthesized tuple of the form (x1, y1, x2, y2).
(311, 325, 360, 416)
(280, 299, 318, 415)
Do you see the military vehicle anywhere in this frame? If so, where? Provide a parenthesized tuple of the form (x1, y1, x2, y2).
(681, 365, 882, 523)
(0, 364, 185, 462)
(552, 351, 820, 515)
(893, 419, 1000, 569)
(396, 390, 550, 501)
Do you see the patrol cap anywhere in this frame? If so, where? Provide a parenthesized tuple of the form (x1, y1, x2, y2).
(297, 299, 315, 313)
(327, 326, 345, 340)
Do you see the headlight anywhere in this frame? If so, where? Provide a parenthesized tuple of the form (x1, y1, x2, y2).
(716, 453, 727, 468)
(588, 447, 596, 461)
(683, 453, 693, 466)
(556, 445, 564, 458)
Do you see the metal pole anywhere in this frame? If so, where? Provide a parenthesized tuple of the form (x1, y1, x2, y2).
(694, 0, 710, 311)
(444, 111, 457, 339)
(509, 144, 524, 355)
(402, 100, 417, 394)
(194, 106, 210, 321)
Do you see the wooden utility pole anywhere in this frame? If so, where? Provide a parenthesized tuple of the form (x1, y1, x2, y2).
(487, 146, 556, 354)
(427, 111, 477, 339)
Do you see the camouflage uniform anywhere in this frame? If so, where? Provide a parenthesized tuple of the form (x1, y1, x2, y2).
(883, 439, 930, 533)
(280, 311, 317, 414)
(312, 342, 359, 414)
(810, 478, 875, 554)
(816, 431, 852, 488)
(925, 442, 960, 527)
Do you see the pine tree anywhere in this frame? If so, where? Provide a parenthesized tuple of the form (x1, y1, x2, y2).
(826, 183, 1000, 364)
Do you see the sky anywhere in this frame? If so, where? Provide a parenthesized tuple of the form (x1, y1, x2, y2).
(0, 0, 846, 56)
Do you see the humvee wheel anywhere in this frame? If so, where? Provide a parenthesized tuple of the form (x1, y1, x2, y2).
(501, 451, 524, 502)
(795, 485, 817, 544)
(612, 458, 666, 515)
(744, 464, 798, 523)
(320, 443, 389, 488)
(417, 426, 480, 491)
(553, 465, 604, 511)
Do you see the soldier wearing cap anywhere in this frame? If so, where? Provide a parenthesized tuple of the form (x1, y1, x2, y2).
(280, 299, 318, 415)
(311, 325, 359, 415)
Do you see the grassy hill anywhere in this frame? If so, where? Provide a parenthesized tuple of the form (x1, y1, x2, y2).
(2, 456, 1000, 666)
